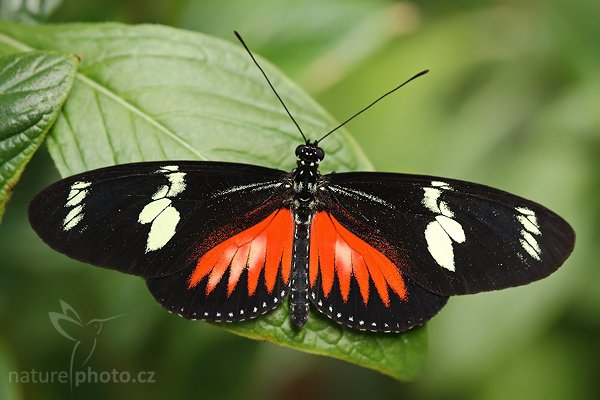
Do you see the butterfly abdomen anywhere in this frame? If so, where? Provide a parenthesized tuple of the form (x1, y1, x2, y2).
(290, 217, 310, 327)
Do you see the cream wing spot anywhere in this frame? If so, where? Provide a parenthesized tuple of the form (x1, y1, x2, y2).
(139, 165, 187, 252)
(526, 214, 539, 228)
(423, 187, 441, 213)
(425, 221, 456, 271)
(64, 204, 83, 221)
(71, 181, 91, 190)
(63, 205, 84, 231)
(522, 231, 541, 254)
(138, 198, 172, 224)
(152, 185, 169, 200)
(516, 207, 542, 260)
(516, 206, 534, 215)
(431, 181, 450, 189)
(62, 181, 91, 231)
(166, 172, 187, 197)
(67, 189, 79, 201)
(65, 189, 87, 207)
(517, 215, 541, 235)
(422, 181, 465, 271)
(436, 215, 465, 243)
(438, 201, 455, 218)
(520, 238, 541, 260)
(146, 206, 180, 252)
(63, 214, 84, 231)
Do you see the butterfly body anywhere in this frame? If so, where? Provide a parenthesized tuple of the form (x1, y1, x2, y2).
(289, 143, 324, 327)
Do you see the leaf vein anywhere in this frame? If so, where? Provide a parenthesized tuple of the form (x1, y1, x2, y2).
(76, 73, 208, 160)
(93, 90, 118, 164)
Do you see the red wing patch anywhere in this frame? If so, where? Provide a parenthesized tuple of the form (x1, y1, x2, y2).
(309, 211, 407, 306)
(188, 209, 293, 296)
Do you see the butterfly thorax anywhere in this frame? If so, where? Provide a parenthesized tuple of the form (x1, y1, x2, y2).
(289, 143, 324, 327)
(292, 144, 323, 201)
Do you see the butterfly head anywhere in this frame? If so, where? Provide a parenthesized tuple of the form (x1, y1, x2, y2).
(295, 142, 325, 166)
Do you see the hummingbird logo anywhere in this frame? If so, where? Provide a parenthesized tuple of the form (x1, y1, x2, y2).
(49, 300, 123, 389)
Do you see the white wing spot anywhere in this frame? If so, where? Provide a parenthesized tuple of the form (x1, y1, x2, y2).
(423, 188, 441, 213)
(139, 166, 187, 252)
(516, 207, 542, 260)
(431, 181, 451, 189)
(151, 185, 169, 200)
(166, 172, 186, 197)
(438, 201, 454, 218)
(62, 181, 91, 231)
(64, 204, 83, 223)
(516, 206, 534, 215)
(520, 239, 541, 260)
(423, 181, 465, 272)
(517, 215, 541, 235)
(425, 221, 455, 271)
(138, 198, 172, 224)
(71, 181, 91, 190)
(63, 210, 84, 231)
(436, 215, 466, 243)
(145, 206, 180, 252)
(65, 189, 87, 207)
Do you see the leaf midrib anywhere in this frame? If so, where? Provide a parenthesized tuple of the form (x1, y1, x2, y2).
(0, 31, 209, 162)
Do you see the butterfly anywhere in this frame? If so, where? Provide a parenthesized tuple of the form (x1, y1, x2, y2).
(28, 32, 575, 333)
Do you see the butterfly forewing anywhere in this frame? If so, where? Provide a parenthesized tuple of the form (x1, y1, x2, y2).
(29, 161, 290, 278)
(321, 172, 575, 296)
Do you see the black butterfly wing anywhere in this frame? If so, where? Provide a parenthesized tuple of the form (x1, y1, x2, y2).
(29, 161, 290, 278)
(30, 161, 297, 323)
(319, 172, 575, 296)
(309, 268, 448, 333)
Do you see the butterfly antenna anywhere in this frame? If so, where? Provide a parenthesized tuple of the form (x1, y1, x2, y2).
(316, 70, 429, 144)
(234, 31, 309, 144)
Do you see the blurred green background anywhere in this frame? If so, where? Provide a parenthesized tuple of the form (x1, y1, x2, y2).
(1, 0, 599, 399)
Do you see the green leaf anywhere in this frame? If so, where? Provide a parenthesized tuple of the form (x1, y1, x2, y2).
(0, 21, 371, 175)
(222, 306, 429, 381)
(0, 50, 77, 221)
(0, 21, 426, 380)
(0, 0, 63, 23)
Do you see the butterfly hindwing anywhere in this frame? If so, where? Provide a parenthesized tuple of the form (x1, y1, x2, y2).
(29, 161, 290, 278)
(321, 172, 575, 296)
(308, 211, 448, 332)
(146, 208, 294, 322)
